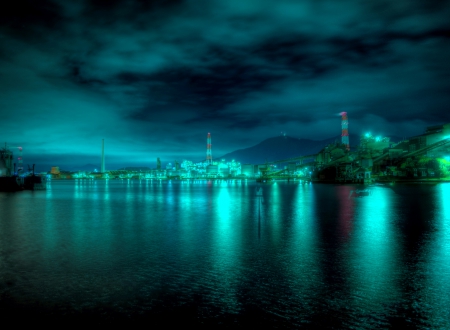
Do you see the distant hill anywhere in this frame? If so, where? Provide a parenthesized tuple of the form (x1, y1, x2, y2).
(217, 134, 396, 164)
(68, 163, 99, 172)
(117, 167, 152, 171)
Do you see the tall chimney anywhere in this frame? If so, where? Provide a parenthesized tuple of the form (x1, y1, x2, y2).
(206, 133, 212, 165)
(101, 139, 105, 173)
(340, 112, 350, 151)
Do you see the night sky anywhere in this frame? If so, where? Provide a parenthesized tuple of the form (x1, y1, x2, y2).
(1, 0, 450, 170)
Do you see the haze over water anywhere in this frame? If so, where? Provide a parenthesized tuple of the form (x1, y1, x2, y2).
(1, 180, 449, 328)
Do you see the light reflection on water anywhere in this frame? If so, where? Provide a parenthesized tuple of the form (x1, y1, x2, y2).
(422, 183, 450, 326)
(0, 180, 449, 327)
(348, 185, 400, 316)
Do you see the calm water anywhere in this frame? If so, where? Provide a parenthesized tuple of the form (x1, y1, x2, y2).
(1, 180, 449, 327)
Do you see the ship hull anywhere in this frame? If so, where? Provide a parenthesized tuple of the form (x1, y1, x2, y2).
(0, 176, 23, 192)
(23, 175, 47, 190)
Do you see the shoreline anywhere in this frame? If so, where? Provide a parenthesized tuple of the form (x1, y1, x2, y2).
(44, 177, 450, 185)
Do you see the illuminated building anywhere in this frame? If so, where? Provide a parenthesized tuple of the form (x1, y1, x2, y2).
(206, 164, 219, 175)
(50, 166, 61, 179)
(408, 123, 450, 156)
(241, 164, 255, 178)
(360, 133, 390, 157)
(50, 167, 60, 175)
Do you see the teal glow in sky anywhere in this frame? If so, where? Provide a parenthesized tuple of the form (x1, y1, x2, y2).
(1, 0, 450, 170)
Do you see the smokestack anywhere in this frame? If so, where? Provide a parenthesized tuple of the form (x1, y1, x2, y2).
(340, 112, 350, 151)
(206, 133, 212, 165)
(101, 139, 105, 173)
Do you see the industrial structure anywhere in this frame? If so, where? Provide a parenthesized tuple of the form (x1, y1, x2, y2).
(0, 144, 24, 176)
(340, 112, 350, 151)
(0, 144, 14, 177)
(206, 132, 212, 165)
(39, 117, 450, 183)
(17, 147, 23, 173)
(310, 122, 450, 183)
(224, 117, 450, 183)
(0, 144, 47, 191)
(101, 139, 105, 173)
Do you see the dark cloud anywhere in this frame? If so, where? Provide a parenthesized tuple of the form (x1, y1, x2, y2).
(0, 0, 63, 33)
(1, 0, 450, 168)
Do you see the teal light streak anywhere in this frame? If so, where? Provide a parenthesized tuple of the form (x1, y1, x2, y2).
(210, 181, 242, 312)
(417, 183, 450, 326)
(348, 187, 399, 309)
(287, 183, 322, 297)
(268, 182, 282, 243)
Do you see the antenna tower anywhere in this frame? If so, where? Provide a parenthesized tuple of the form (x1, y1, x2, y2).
(340, 112, 350, 151)
(206, 133, 212, 164)
(101, 139, 105, 173)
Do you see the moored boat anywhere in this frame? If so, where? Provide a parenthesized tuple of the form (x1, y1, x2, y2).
(0, 176, 23, 192)
(349, 189, 371, 198)
(23, 174, 47, 190)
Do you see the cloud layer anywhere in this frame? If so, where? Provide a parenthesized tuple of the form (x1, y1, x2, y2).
(1, 0, 449, 168)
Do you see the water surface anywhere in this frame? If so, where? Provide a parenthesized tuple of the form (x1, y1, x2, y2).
(1, 180, 449, 327)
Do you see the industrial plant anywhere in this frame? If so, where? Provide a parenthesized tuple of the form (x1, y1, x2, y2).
(2, 114, 450, 188)
(53, 115, 450, 183)
(0, 143, 46, 191)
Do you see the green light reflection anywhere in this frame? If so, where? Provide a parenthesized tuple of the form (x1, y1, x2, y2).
(348, 187, 400, 309)
(101, 180, 113, 256)
(104, 180, 110, 200)
(267, 182, 281, 243)
(210, 181, 242, 313)
(43, 185, 59, 256)
(422, 183, 450, 326)
(287, 183, 323, 298)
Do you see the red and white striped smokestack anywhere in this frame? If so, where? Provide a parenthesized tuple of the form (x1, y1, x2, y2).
(340, 112, 350, 151)
(206, 133, 212, 164)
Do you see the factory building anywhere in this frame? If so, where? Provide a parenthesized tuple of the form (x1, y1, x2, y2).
(360, 158, 373, 168)
(219, 166, 230, 176)
(241, 164, 254, 177)
(408, 123, 450, 156)
(50, 167, 60, 175)
(359, 134, 390, 158)
(0, 147, 14, 176)
(388, 148, 405, 159)
(206, 164, 219, 175)
(315, 150, 331, 165)
(287, 163, 296, 174)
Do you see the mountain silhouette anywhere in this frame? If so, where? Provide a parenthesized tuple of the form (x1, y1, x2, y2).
(218, 134, 393, 164)
(67, 163, 99, 172)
